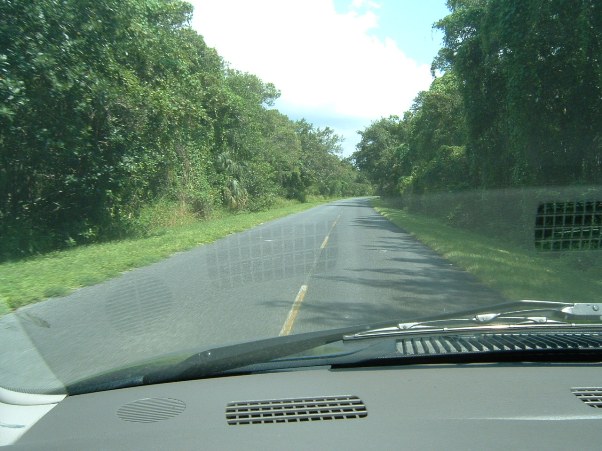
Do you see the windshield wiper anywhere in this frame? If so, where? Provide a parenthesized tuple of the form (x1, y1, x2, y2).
(346, 301, 602, 340)
(142, 301, 602, 383)
(67, 300, 602, 394)
(67, 323, 382, 394)
(153, 326, 379, 382)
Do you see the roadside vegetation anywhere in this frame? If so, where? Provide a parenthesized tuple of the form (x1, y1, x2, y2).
(1, 0, 371, 262)
(0, 196, 339, 313)
(353, 1, 600, 196)
(373, 198, 602, 304)
(355, 1, 600, 303)
(2, 0, 600, 311)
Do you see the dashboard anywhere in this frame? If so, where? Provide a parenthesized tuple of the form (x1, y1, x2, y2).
(5, 363, 602, 449)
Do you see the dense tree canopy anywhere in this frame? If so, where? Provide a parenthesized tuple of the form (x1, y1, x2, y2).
(353, 72, 469, 195)
(5, 0, 598, 259)
(353, 0, 601, 195)
(0, 0, 370, 259)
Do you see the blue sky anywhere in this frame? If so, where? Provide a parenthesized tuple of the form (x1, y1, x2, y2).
(333, 0, 449, 65)
(189, 0, 450, 156)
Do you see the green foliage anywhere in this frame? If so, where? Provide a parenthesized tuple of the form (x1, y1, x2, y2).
(434, 0, 602, 187)
(352, 116, 407, 195)
(374, 198, 602, 303)
(353, 72, 467, 196)
(355, 0, 600, 227)
(133, 197, 200, 237)
(0, 0, 371, 261)
(0, 197, 337, 310)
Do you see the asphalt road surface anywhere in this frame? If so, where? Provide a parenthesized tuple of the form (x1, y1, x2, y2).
(1, 197, 505, 393)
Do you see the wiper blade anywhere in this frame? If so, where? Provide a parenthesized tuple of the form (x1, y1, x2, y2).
(141, 324, 377, 386)
(67, 301, 602, 394)
(67, 325, 373, 395)
(137, 301, 602, 384)
(346, 301, 602, 340)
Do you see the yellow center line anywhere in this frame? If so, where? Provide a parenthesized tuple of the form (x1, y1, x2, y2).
(279, 284, 307, 336)
(279, 214, 341, 336)
(320, 236, 329, 249)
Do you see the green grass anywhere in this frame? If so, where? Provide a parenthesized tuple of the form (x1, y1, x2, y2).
(372, 198, 602, 303)
(0, 197, 338, 312)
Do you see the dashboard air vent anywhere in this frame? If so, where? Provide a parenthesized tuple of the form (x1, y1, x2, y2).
(226, 395, 367, 425)
(396, 332, 602, 356)
(117, 398, 186, 423)
(571, 388, 602, 408)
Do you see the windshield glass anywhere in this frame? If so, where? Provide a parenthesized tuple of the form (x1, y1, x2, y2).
(1, 0, 600, 395)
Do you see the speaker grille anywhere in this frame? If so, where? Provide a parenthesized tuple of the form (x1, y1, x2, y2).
(117, 398, 186, 423)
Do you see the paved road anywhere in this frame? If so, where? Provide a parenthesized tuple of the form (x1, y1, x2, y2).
(1, 197, 504, 393)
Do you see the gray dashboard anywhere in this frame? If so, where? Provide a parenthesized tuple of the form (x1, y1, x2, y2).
(8, 363, 602, 450)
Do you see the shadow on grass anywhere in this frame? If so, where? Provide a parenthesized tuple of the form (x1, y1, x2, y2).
(373, 199, 602, 303)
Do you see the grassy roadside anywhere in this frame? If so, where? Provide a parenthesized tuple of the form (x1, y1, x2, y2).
(372, 198, 602, 303)
(0, 197, 339, 313)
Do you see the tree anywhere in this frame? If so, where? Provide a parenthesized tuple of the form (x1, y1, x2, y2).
(0, 0, 370, 259)
(352, 116, 407, 195)
(434, 0, 602, 187)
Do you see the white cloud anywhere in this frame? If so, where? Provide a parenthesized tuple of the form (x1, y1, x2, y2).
(350, 0, 382, 11)
(188, 0, 432, 153)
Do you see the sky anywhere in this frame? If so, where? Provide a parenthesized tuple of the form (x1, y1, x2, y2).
(188, 0, 450, 156)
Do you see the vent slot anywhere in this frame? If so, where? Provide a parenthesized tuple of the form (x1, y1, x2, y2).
(572, 388, 602, 408)
(226, 395, 367, 425)
(117, 398, 186, 423)
(396, 332, 602, 357)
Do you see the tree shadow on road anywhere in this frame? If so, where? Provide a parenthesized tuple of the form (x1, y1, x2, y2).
(351, 216, 407, 233)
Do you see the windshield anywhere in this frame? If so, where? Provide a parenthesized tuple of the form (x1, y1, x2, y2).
(1, 0, 600, 395)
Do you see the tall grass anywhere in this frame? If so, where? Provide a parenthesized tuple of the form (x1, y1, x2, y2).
(0, 197, 339, 312)
(373, 198, 602, 303)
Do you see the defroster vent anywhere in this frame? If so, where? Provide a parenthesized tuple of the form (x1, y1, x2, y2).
(226, 395, 367, 425)
(396, 332, 602, 356)
(571, 388, 602, 408)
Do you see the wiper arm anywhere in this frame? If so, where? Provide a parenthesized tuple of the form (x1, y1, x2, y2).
(67, 300, 602, 394)
(346, 301, 602, 340)
(561, 303, 602, 316)
(67, 324, 375, 395)
(141, 324, 376, 386)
